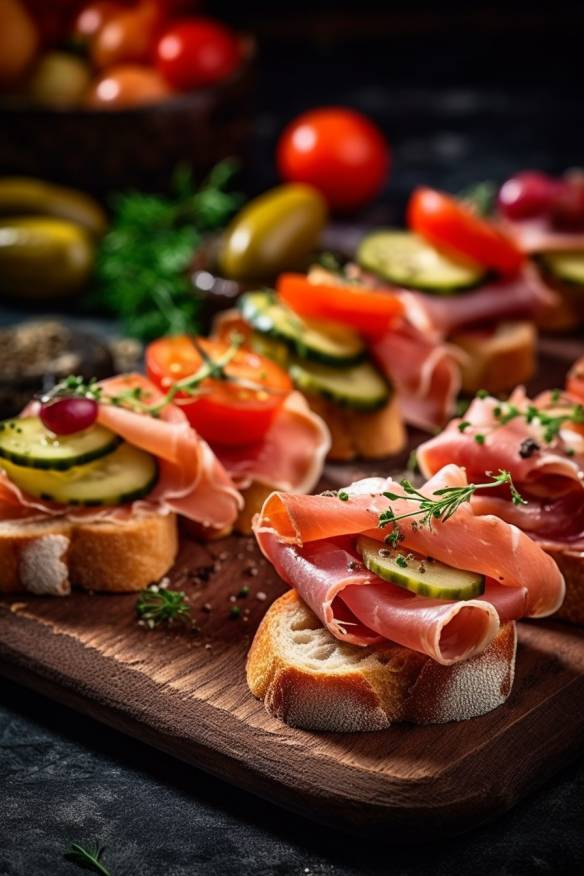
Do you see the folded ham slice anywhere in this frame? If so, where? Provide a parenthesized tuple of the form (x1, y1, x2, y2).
(499, 216, 584, 254)
(254, 465, 564, 665)
(215, 391, 330, 494)
(417, 386, 584, 550)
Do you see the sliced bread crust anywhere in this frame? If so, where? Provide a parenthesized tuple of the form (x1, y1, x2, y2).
(544, 545, 584, 625)
(247, 590, 517, 731)
(302, 392, 406, 462)
(0, 512, 178, 595)
(449, 320, 536, 396)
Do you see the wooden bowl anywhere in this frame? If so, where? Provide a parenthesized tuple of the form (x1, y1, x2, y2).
(0, 53, 254, 195)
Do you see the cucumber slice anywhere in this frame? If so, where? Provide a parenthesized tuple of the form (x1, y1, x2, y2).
(357, 536, 485, 600)
(249, 331, 290, 367)
(538, 251, 584, 289)
(357, 230, 486, 294)
(240, 291, 365, 365)
(289, 358, 390, 411)
(0, 442, 158, 507)
(0, 416, 121, 470)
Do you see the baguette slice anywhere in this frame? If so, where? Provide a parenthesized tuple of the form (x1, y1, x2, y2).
(449, 320, 536, 396)
(247, 590, 517, 731)
(302, 391, 406, 461)
(0, 511, 178, 596)
(544, 545, 584, 625)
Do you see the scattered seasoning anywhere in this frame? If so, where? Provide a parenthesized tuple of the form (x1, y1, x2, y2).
(202, 602, 213, 613)
(476, 389, 489, 399)
(228, 594, 237, 603)
(347, 559, 361, 571)
(566, 447, 576, 457)
(245, 565, 259, 577)
(338, 490, 350, 501)
(407, 449, 419, 473)
(519, 437, 540, 459)
(238, 585, 250, 597)
(229, 605, 241, 619)
(135, 585, 193, 629)
(395, 554, 408, 568)
(245, 542, 254, 553)
(256, 591, 267, 602)
(474, 433, 486, 445)
(551, 388, 561, 403)
(458, 420, 471, 433)
(378, 547, 392, 559)
(218, 550, 229, 561)
(417, 561, 427, 574)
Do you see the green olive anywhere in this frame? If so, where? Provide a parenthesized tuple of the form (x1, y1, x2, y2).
(219, 183, 328, 282)
(0, 216, 95, 300)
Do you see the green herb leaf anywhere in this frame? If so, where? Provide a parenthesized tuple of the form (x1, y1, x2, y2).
(93, 161, 242, 342)
(136, 585, 193, 629)
(64, 842, 112, 876)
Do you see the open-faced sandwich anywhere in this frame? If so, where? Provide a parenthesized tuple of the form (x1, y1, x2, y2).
(496, 170, 584, 330)
(246, 464, 564, 730)
(418, 372, 584, 623)
(356, 187, 555, 396)
(0, 372, 242, 596)
(144, 334, 329, 531)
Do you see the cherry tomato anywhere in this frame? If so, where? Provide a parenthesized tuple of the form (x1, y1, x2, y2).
(408, 187, 524, 277)
(277, 108, 390, 212)
(146, 336, 292, 446)
(73, 1, 123, 45)
(40, 397, 98, 435)
(91, 0, 160, 69)
(155, 17, 240, 90)
(85, 64, 171, 108)
(277, 273, 403, 336)
(497, 171, 558, 221)
(0, 0, 39, 85)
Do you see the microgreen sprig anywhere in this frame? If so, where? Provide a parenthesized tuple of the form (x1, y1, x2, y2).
(136, 584, 193, 629)
(378, 470, 525, 546)
(64, 842, 112, 875)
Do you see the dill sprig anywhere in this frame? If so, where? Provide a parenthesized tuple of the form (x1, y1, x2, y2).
(378, 470, 525, 546)
(64, 842, 112, 875)
(136, 584, 193, 629)
(93, 161, 243, 342)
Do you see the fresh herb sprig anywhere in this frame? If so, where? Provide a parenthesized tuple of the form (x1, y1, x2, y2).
(136, 584, 193, 629)
(378, 470, 525, 546)
(41, 333, 283, 418)
(94, 161, 243, 342)
(64, 842, 112, 875)
(489, 396, 584, 444)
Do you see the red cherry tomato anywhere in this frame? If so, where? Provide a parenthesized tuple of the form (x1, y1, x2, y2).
(146, 336, 292, 446)
(408, 187, 524, 277)
(277, 108, 390, 212)
(85, 64, 171, 109)
(497, 171, 558, 221)
(552, 174, 584, 230)
(155, 17, 240, 90)
(276, 273, 403, 336)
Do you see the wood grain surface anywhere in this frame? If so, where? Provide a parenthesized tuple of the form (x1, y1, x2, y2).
(1, 342, 583, 839)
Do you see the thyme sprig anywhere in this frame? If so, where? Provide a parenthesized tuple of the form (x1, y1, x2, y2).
(41, 334, 283, 418)
(64, 842, 112, 875)
(378, 470, 525, 546)
(136, 584, 193, 629)
(489, 395, 584, 444)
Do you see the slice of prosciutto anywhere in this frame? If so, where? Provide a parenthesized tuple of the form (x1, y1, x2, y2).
(417, 386, 584, 550)
(253, 464, 565, 665)
(1, 373, 242, 531)
(499, 215, 584, 254)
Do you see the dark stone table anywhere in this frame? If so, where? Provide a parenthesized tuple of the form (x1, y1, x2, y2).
(1, 9, 584, 873)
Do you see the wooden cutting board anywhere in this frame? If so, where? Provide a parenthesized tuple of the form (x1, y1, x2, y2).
(1, 340, 584, 839)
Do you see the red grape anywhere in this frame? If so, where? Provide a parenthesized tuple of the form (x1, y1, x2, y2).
(40, 397, 98, 435)
(497, 171, 558, 221)
(551, 174, 584, 230)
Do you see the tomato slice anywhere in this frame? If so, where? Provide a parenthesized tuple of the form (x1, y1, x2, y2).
(276, 272, 403, 336)
(408, 187, 524, 277)
(146, 336, 292, 446)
